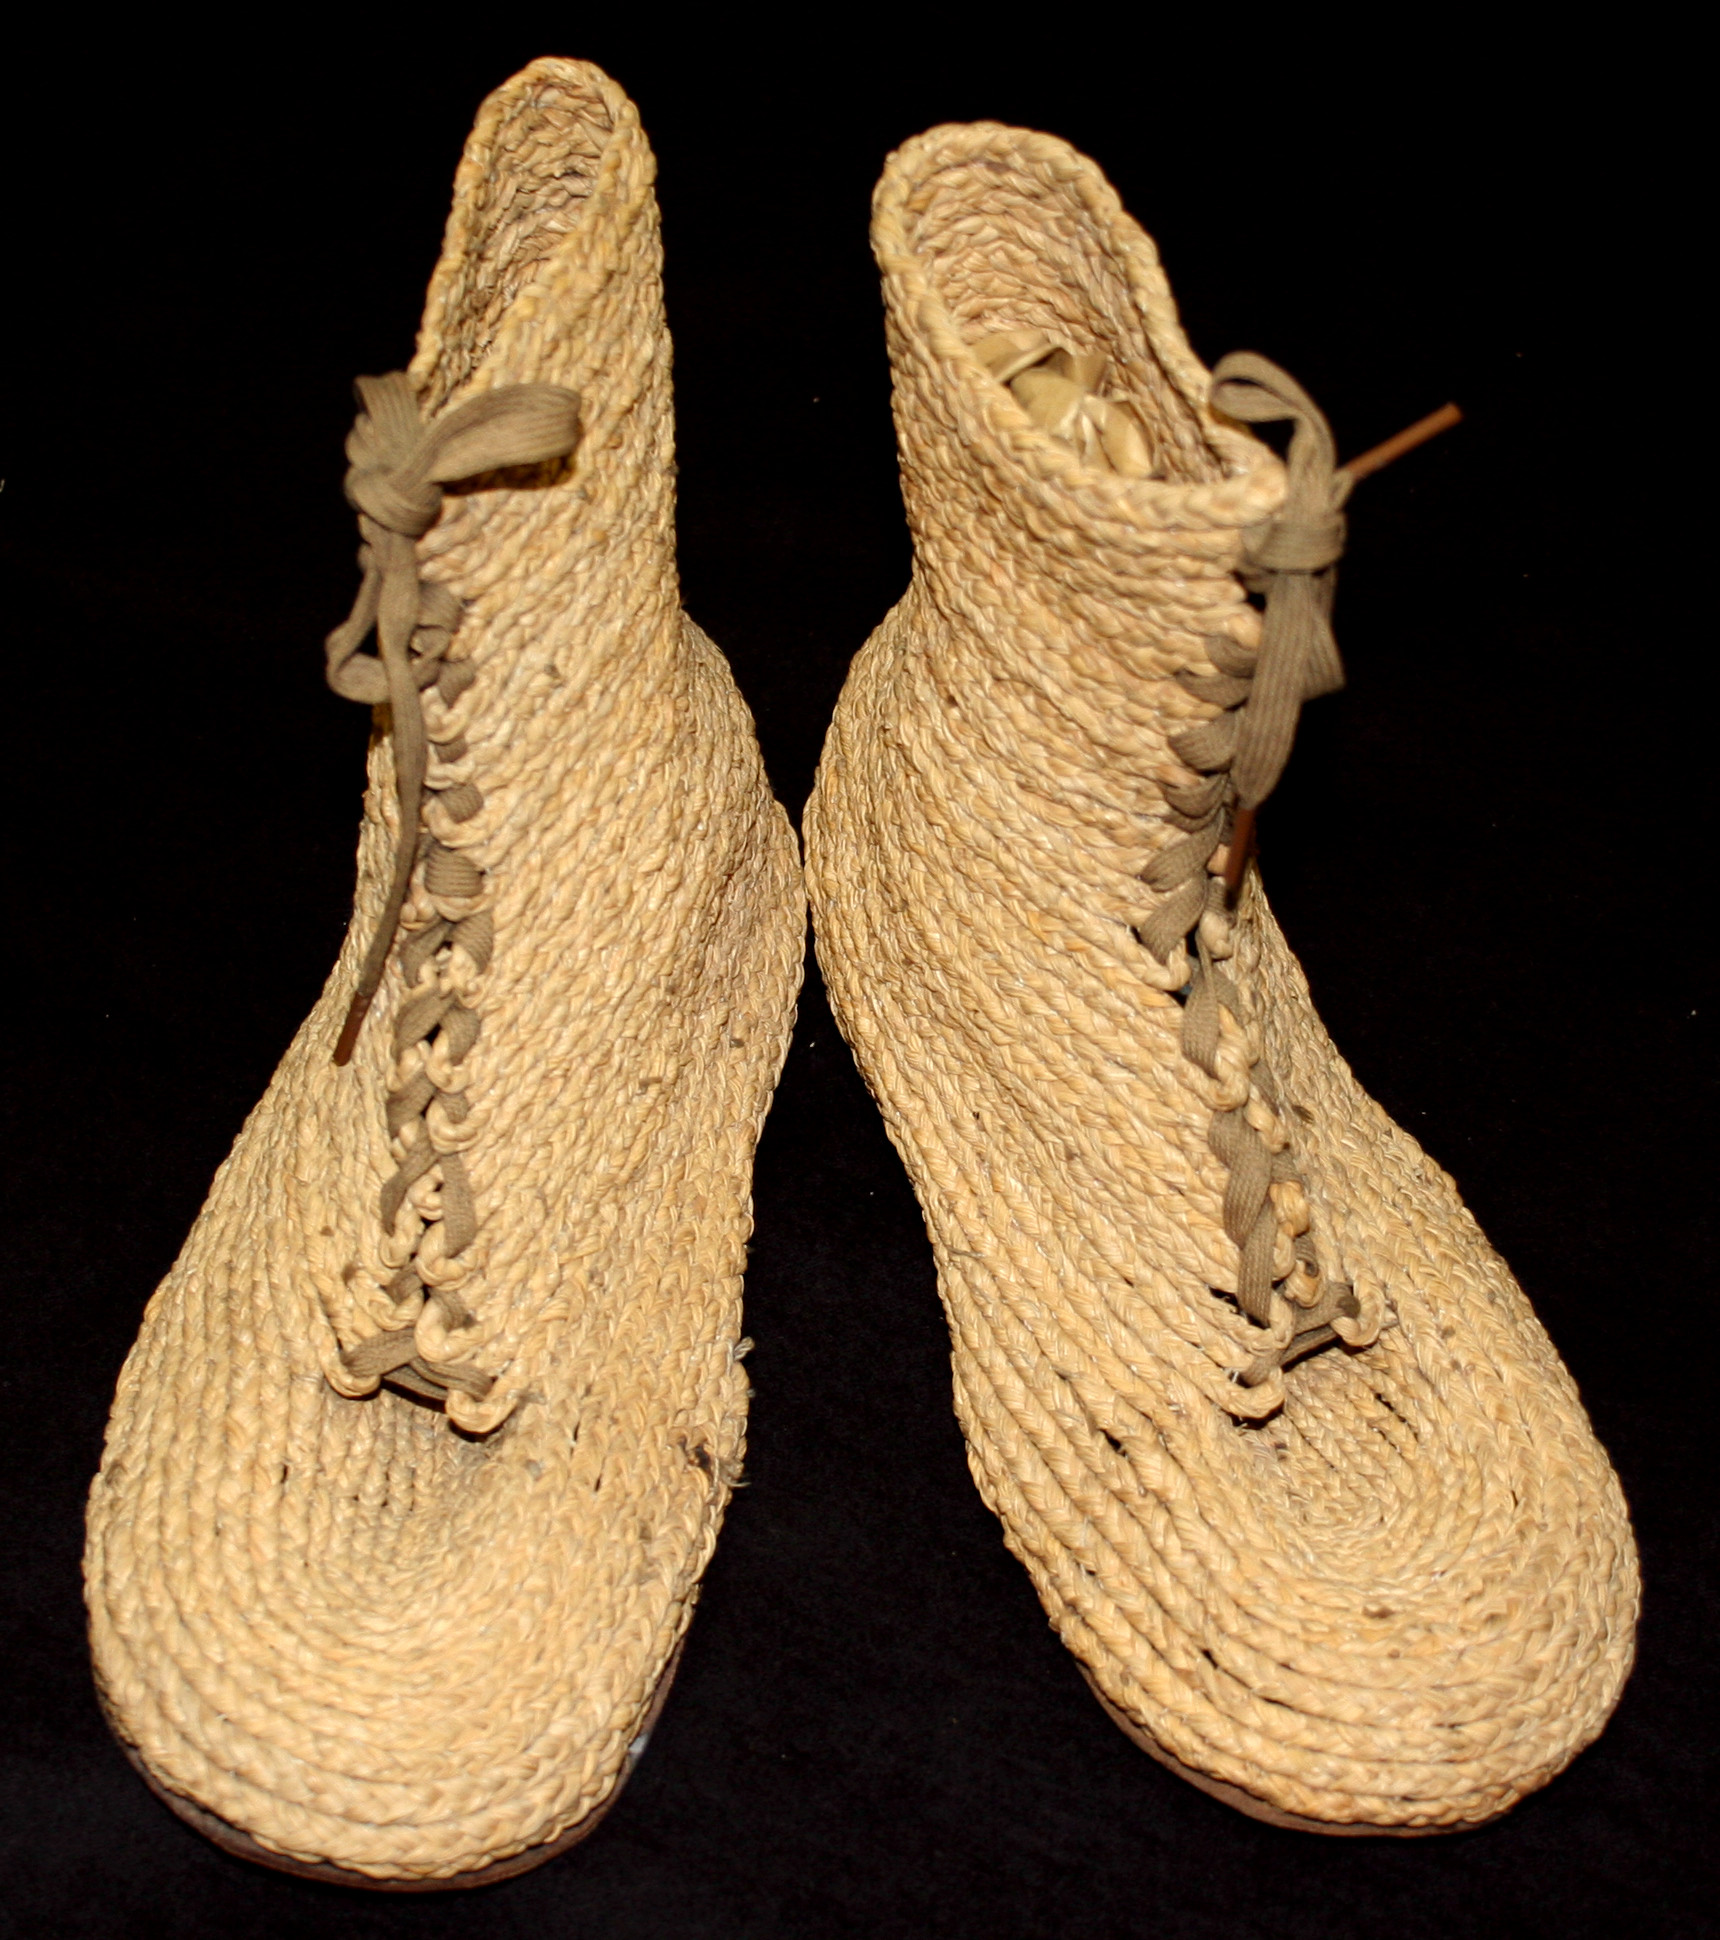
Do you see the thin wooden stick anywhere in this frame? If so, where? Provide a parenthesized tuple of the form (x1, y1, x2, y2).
(1340, 401, 1461, 483)
(332, 991, 373, 1067)
(1225, 400, 1462, 900)
(1223, 805, 1257, 897)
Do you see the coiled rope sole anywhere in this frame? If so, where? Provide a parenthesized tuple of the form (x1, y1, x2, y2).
(85, 60, 805, 1885)
(805, 119, 1637, 1833)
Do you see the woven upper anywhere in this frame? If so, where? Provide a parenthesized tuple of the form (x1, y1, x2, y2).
(805, 120, 1637, 1830)
(85, 60, 804, 1881)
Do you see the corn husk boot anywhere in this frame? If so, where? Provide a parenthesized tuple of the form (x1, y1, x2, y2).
(84, 59, 804, 1886)
(804, 121, 1637, 1834)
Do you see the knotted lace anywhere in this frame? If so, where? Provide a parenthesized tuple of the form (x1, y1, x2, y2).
(324, 371, 579, 1403)
(1204, 353, 1352, 811)
(983, 337, 1374, 1386)
(325, 372, 581, 1063)
(1156, 355, 1371, 1378)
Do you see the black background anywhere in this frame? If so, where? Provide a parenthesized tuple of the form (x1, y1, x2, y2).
(1, 27, 1707, 1940)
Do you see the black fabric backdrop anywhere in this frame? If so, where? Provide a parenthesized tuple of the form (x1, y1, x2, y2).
(2, 30, 1707, 1940)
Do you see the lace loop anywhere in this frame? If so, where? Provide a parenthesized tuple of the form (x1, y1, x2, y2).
(1209, 352, 1353, 811)
(320, 371, 577, 1407)
(323, 373, 579, 1065)
(976, 332, 1404, 1392)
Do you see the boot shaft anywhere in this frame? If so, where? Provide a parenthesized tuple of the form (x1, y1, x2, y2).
(408, 59, 682, 703)
(872, 122, 1289, 802)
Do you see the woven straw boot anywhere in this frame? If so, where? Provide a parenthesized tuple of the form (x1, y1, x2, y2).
(804, 122, 1637, 1834)
(85, 60, 803, 1886)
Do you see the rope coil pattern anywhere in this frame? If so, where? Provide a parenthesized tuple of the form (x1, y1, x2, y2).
(807, 117, 1637, 1833)
(323, 373, 579, 1403)
(980, 334, 1372, 1385)
(87, 60, 805, 1880)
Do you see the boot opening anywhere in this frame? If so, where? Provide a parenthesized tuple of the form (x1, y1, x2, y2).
(415, 63, 621, 413)
(892, 125, 1224, 484)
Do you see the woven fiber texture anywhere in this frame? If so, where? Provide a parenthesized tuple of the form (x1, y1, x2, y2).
(85, 59, 804, 1882)
(804, 121, 1637, 1832)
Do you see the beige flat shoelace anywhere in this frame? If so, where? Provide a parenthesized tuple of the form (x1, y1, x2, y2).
(325, 372, 582, 1062)
(323, 372, 580, 1402)
(976, 334, 1454, 1384)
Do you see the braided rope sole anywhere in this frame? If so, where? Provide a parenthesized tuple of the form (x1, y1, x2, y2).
(113, 1640, 685, 1889)
(85, 60, 805, 1883)
(804, 119, 1637, 1832)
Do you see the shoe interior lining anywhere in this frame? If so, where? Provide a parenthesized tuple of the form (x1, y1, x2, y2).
(901, 145, 1225, 487)
(417, 68, 616, 415)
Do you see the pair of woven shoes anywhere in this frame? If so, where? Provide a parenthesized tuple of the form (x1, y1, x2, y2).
(85, 59, 1637, 1886)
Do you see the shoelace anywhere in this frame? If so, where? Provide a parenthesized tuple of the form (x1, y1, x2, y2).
(325, 373, 581, 1064)
(323, 372, 580, 1403)
(980, 335, 1455, 1383)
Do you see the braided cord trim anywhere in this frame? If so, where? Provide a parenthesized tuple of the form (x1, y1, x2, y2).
(321, 373, 580, 1403)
